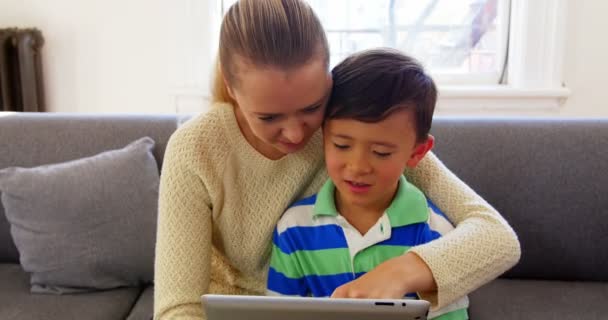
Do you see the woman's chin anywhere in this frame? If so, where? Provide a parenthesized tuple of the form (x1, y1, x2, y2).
(277, 141, 306, 154)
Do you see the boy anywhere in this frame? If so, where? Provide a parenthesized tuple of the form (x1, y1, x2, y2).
(266, 48, 468, 319)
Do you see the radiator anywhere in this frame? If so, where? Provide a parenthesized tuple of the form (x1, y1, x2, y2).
(0, 28, 45, 112)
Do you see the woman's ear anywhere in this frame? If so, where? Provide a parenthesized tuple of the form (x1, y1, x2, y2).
(406, 134, 435, 168)
(223, 77, 236, 100)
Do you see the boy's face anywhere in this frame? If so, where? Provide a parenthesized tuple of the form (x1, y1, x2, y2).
(323, 109, 434, 210)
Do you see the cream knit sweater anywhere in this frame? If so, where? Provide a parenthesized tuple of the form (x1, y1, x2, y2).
(154, 103, 520, 319)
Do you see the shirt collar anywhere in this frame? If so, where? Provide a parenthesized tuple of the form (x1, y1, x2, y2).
(313, 176, 429, 227)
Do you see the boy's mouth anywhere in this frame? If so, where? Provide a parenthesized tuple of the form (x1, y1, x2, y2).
(345, 180, 371, 193)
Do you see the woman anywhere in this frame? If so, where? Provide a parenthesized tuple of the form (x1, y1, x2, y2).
(154, 0, 520, 319)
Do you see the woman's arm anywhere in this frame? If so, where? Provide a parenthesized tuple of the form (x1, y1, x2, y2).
(331, 152, 520, 309)
(154, 134, 213, 320)
(408, 152, 520, 307)
(409, 153, 521, 307)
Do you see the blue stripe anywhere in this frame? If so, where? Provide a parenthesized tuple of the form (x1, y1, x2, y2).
(273, 224, 348, 254)
(289, 194, 317, 208)
(268, 268, 355, 297)
(267, 268, 308, 296)
(417, 223, 442, 243)
(306, 273, 355, 297)
(269, 268, 432, 299)
(426, 199, 451, 222)
(378, 224, 442, 246)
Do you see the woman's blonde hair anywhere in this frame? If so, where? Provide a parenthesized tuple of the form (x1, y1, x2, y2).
(212, 0, 329, 104)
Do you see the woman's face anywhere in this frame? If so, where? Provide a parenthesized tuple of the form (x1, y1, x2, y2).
(228, 57, 332, 159)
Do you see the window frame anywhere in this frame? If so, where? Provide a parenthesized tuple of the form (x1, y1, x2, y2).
(438, 0, 569, 111)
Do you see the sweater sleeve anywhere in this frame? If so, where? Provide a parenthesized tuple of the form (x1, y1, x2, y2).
(154, 134, 212, 320)
(405, 152, 521, 310)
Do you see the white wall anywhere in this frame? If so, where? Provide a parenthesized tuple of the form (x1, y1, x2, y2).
(0, 0, 172, 113)
(1, 0, 607, 116)
(560, 0, 608, 117)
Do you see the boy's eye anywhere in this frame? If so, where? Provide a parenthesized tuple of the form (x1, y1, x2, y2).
(302, 105, 321, 114)
(333, 143, 349, 150)
(374, 151, 392, 158)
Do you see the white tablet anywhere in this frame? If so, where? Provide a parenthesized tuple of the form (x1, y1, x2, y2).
(202, 294, 430, 320)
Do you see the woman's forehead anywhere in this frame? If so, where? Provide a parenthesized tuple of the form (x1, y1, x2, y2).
(235, 60, 331, 113)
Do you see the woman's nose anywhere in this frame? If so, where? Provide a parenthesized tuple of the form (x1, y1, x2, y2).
(282, 120, 306, 144)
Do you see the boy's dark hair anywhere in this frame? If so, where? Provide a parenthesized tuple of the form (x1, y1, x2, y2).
(326, 48, 437, 142)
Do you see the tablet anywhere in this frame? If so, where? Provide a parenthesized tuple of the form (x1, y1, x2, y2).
(202, 294, 430, 320)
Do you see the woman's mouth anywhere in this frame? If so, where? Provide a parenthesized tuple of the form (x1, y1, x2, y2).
(279, 141, 305, 152)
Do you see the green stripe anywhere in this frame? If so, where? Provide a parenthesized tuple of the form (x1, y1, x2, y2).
(386, 176, 429, 227)
(270, 244, 303, 278)
(431, 308, 468, 320)
(270, 246, 352, 278)
(353, 245, 409, 273)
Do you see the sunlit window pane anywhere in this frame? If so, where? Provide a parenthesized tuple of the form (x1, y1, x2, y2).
(221, 0, 509, 84)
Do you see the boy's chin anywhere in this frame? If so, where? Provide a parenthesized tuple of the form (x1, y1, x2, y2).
(337, 189, 373, 204)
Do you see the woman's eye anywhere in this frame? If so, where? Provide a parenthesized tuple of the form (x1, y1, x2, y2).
(302, 105, 321, 114)
(333, 143, 349, 150)
(259, 116, 277, 122)
(374, 151, 392, 158)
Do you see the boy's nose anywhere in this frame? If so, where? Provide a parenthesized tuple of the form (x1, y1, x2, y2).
(348, 155, 372, 175)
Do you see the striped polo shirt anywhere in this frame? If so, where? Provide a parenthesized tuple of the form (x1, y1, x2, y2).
(267, 176, 469, 320)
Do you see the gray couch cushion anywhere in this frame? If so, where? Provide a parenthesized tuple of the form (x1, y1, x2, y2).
(0, 113, 178, 263)
(126, 285, 153, 320)
(0, 263, 142, 320)
(469, 278, 608, 320)
(431, 118, 608, 281)
(0, 137, 159, 293)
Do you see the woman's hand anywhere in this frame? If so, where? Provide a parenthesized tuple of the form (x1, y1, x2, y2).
(330, 252, 437, 299)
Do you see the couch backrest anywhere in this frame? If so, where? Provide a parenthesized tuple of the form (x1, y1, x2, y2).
(0, 113, 179, 263)
(430, 118, 608, 282)
(2, 115, 607, 282)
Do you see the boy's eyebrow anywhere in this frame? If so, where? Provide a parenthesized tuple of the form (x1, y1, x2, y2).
(370, 141, 398, 148)
(332, 134, 353, 140)
(332, 134, 397, 148)
(253, 97, 325, 116)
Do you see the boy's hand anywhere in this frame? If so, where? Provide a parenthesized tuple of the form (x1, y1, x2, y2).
(330, 252, 436, 299)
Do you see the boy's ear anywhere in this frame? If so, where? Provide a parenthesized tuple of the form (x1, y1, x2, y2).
(406, 134, 435, 168)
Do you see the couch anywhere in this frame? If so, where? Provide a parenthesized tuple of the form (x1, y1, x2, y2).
(1, 113, 607, 320)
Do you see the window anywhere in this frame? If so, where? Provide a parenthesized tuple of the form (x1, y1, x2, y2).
(222, 0, 510, 85)
(168, 0, 568, 113)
